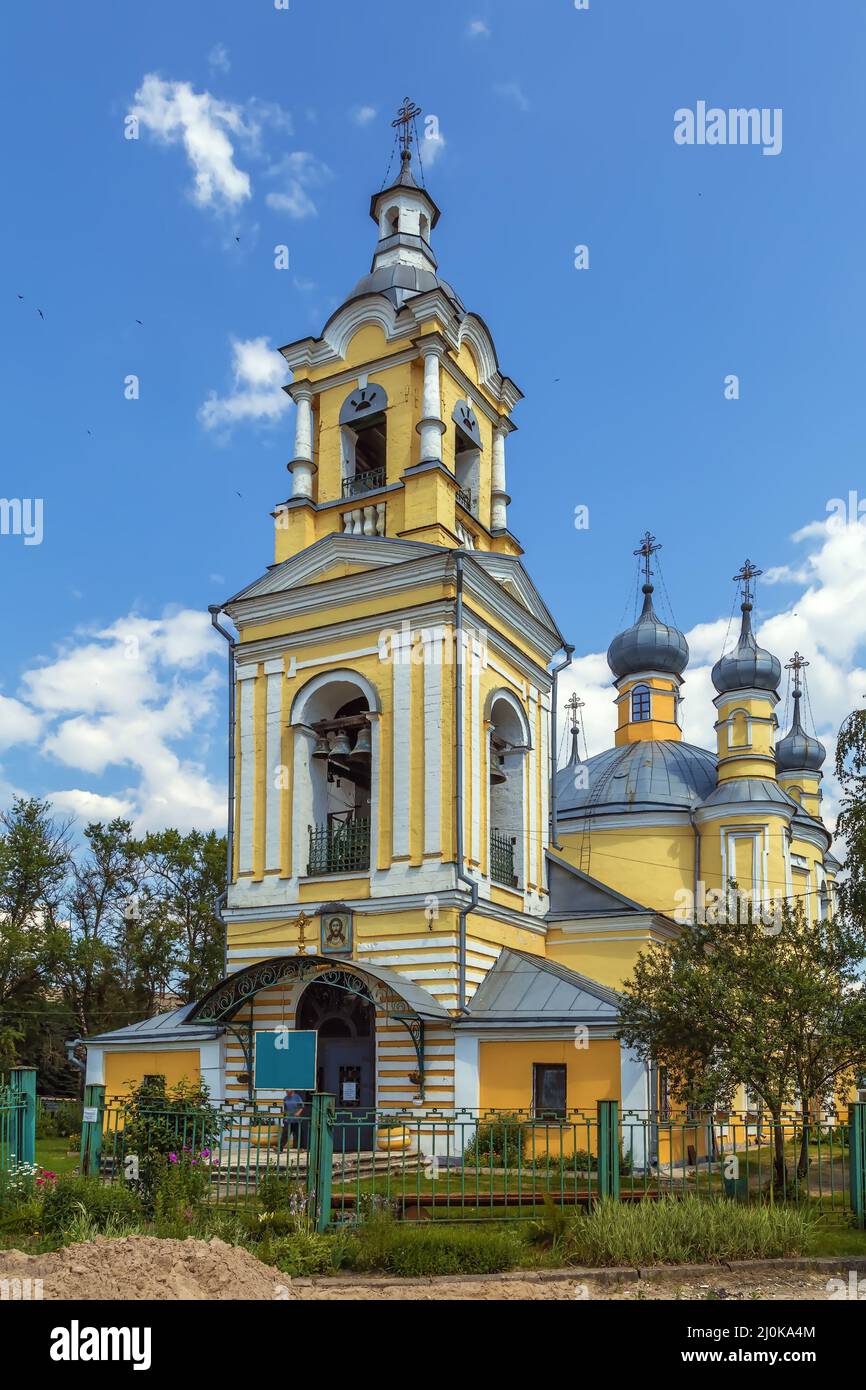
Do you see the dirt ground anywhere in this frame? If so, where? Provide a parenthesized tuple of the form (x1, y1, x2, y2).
(0, 1240, 859, 1300)
(0, 1237, 286, 1301)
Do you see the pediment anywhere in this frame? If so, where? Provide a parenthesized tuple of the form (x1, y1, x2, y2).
(224, 534, 442, 607)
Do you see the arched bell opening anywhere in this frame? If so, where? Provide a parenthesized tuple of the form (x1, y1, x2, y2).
(487, 691, 530, 890)
(306, 685, 373, 876)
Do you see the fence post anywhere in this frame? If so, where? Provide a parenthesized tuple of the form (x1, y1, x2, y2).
(80, 1084, 105, 1178)
(850, 1102, 866, 1231)
(10, 1067, 36, 1168)
(596, 1099, 620, 1201)
(307, 1092, 335, 1232)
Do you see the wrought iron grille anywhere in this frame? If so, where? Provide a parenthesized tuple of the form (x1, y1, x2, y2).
(308, 816, 371, 875)
(455, 484, 473, 513)
(490, 828, 517, 886)
(342, 466, 386, 499)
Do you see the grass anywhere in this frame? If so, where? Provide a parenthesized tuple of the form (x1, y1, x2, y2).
(559, 1196, 818, 1267)
(36, 1136, 80, 1176)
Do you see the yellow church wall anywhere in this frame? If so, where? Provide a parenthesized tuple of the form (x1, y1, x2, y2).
(556, 823, 695, 917)
(479, 1039, 621, 1155)
(545, 930, 670, 991)
(104, 1050, 202, 1100)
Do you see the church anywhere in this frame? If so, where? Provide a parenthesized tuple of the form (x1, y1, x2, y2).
(81, 104, 838, 1133)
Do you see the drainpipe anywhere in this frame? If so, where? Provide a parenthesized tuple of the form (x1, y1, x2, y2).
(209, 605, 237, 977)
(549, 644, 575, 851)
(690, 808, 701, 924)
(454, 554, 476, 1012)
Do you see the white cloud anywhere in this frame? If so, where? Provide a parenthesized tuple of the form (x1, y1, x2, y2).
(351, 105, 377, 126)
(265, 151, 332, 219)
(129, 74, 258, 212)
(207, 43, 231, 74)
(8, 610, 227, 834)
(198, 335, 289, 432)
(467, 19, 490, 37)
(558, 517, 866, 838)
(421, 128, 446, 169)
(0, 694, 41, 750)
(494, 81, 530, 113)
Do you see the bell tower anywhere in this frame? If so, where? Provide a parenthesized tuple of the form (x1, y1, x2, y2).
(275, 98, 522, 566)
(209, 102, 567, 1107)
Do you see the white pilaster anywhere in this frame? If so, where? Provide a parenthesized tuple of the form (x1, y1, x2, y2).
(237, 665, 258, 875)
(422, 626, 445, 856)
(620, 1043, 650, 1171)
(470, 635, 482, 865)
(391, 628, 412, 858)
(527, 687, 539, 889)
(264, 659, 284, 873)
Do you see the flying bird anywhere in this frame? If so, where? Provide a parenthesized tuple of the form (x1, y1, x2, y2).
(37, 308, 44, 319)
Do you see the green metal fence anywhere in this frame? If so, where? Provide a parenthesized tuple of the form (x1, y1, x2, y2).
(0, 1069, 36, 1173)
(84, 1097, 865, 1226)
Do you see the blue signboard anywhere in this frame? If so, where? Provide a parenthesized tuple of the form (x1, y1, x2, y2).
(253, 1029, 317, 1090)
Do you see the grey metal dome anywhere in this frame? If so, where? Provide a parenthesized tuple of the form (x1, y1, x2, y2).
(607, 585, 689, 681)
(345, 262, 464, 313)
(555, 739, 717, 818)
(776, 691, 826, 773)
(711, 603, 781, 694)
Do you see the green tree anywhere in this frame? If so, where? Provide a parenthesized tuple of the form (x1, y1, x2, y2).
(618, 895, 866, 1189)
(835, 700, 866, 929)
(134, 829, 226, 1003)
(0, 797, 71, 1021)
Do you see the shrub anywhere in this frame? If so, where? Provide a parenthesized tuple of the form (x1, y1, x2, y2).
(561, 1196, 817, 1267)
(119, 1078, 220, 1215)
(344, 1216, 524, 1276)
(463, 1115, 524, 1168)
(269, 1231, 337, 1277)
(41, 1176, 143, 1236)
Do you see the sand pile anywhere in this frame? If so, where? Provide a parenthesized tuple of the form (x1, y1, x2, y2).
(0, 1237, 291, 1301)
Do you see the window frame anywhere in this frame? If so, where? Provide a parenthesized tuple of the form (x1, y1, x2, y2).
(532, 1062, 568, 1120)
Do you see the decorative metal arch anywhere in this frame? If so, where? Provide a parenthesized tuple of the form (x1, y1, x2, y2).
(185, 956, 426, 1099)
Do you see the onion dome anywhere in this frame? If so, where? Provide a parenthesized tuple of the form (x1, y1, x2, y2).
(711, 600, 781, 694)
(776, 653, 825, 772)
(607, 583, 689, 680)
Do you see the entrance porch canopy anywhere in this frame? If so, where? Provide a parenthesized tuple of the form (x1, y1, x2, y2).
(185, 955, 450, 1099)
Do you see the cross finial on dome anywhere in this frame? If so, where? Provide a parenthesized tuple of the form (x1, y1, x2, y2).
(634, 531, 661, 588)
(733, 558, 763, 605)
(785, 650, 809, 697)
(564, 693, 585, 764)
(392, 97, 422, 162)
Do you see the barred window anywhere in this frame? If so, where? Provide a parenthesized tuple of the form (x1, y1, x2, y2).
(631, 684, 651, 721)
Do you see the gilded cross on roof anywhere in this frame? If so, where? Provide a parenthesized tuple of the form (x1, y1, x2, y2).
(391, 97, 422, 157)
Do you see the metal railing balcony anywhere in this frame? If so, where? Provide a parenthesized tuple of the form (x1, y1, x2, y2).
(307, 817, 371, 876)
(490, 828, 517, 887)
(455, 484, 474, 513)
(342, 466, 386, 499)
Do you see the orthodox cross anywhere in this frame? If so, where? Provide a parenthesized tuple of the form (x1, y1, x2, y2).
(785, 650, 809, 698)
(293, 910, 313, 957)
(565, 692, 585, 733)
(634, 531, 661, 586)
(733, 558, 762, 604)
(391, 97, 422, 157)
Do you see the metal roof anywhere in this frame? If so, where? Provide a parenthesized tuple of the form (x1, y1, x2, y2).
(712, 603, 781, 694)
(555, 739, 717, 817)
(607, 585, 689, 680)
(82, 1003, 223, 1046)
(459, 947, 620, 1028)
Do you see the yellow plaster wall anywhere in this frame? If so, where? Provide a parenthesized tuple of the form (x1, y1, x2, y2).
(104, 1050, 201, 1099)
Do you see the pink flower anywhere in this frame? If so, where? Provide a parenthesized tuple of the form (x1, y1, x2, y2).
(169, 1152, 178, 1163)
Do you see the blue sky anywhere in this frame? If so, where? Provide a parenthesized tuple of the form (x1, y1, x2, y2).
(2, 0, 865, 831)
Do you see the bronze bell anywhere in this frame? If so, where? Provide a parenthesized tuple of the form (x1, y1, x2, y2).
(312, 734, 330, 760)
(330, 728, 352, 758)
(352, 723, 372, 758)
(490, 753, 507, 786)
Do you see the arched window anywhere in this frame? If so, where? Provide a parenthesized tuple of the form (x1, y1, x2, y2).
(631, 684, 651, 722)
(291, 672, 379, 878)
(452, 400, 482, 517)
(487, 691, 530, 890)
(729, 708, 751, 748)
(339, 384, 388, 498)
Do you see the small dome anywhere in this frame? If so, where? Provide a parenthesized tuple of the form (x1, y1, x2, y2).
(776, 693, 826, 773)
(607, 585, 689, 681)
(345, 263, 464, 313)
(711, 602, 780, 694)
